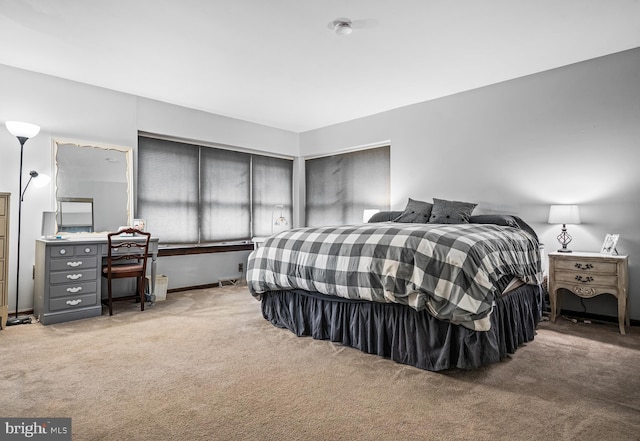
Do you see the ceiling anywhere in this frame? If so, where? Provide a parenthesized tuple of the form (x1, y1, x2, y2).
(1, 0, 639, 133)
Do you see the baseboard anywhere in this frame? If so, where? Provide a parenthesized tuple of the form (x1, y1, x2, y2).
(167, 279, 246, 293)
(167, 283, 220, 293)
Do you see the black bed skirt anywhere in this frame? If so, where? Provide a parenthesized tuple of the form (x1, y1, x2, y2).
(260, 285, 544, 371)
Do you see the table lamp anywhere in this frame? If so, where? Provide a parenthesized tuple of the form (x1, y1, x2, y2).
(548, 204, 581, 253)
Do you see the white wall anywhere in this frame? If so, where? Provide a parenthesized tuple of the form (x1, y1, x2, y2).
(301, 48, 640, 321)
(0, 64, 298, 313)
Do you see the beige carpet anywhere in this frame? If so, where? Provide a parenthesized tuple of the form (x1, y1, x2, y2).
(1, 285, 639, 441)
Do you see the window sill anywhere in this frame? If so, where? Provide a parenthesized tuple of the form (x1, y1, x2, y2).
(158, 241, 254, 257)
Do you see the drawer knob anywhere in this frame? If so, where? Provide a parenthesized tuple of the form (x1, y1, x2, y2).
(66, 274, 82, 280)
(66, 299, 82, 306)
(84, 247, 92, 253)
(59, 249, 67, 255)
(574, 263, 593, 270)
(66, 287, 83, 293)
(66, 261, 83, 267)
(574, 275, 594, 283)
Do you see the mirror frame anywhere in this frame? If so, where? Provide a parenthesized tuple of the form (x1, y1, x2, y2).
(52, 138, 134, 232)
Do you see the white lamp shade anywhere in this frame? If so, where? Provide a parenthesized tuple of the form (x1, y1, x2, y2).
(362, 209, 380, 223)
(32, 173, 51, 188)
(5, 121, 40, 139)
(548, 205, 581, 225)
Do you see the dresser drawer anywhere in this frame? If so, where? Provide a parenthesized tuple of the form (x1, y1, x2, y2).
(50, 268, 97, 285)
(554, 271, 617, 286)
(50, 281, 97, 299)
(50, 256, 98, 271)
(49, 245, 75, 257)
(555, 259, 617, 274)
(49, 243, 99, 257)
(75, 244, 99, 256)
(49, 292, 98, 311)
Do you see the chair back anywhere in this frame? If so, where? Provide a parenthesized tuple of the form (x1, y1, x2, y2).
(105, 228, 151, 276)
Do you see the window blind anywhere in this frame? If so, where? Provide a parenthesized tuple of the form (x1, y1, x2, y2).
(137, 136, 292, 244)
(137, 138, 199, 243)
(305, 145, 390, 226)
(200, 147, 251, 242)
(252, 155, 293, 237)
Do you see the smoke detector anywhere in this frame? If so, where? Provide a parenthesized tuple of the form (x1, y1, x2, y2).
(333, 19, 353, 36)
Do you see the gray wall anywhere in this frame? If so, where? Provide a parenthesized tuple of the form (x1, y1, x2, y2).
(300, 48, 640, 321)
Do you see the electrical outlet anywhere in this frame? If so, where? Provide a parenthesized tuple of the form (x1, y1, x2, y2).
(238, 262, 244, 273)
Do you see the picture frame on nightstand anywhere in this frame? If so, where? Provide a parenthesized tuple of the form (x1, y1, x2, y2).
(600, 233, 619, 255)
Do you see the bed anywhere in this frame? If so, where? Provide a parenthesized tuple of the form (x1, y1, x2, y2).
(247, 200, 544, 371)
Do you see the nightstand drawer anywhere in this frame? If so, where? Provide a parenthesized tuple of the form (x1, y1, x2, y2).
(554, 272, 617, 286)
(555, 259, 616, 274)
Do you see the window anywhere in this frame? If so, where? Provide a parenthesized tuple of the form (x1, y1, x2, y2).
(305, 145, 390, 226)
(137, 136, 292, 244)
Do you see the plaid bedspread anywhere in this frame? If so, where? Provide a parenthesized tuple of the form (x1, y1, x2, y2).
(247, 223, 543, 331)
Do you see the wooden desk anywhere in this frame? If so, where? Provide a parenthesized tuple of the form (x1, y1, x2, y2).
(548, 251, 629, 334)
(34, 235, 159, 325)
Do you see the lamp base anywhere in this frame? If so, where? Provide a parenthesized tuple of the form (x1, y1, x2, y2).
(5, 316, 32, 326)
(557, 249, 573, 253)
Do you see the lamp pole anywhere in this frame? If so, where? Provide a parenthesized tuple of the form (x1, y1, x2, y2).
(5, 121, 41, 326)
(6, 137, 30, 326)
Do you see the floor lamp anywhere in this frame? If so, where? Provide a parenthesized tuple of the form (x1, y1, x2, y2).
(5, 121, 46, 326)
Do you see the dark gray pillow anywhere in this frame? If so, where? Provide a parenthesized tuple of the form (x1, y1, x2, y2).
(428, 198, 477, 224)
(469, 214, 519, 228)
(393, 198, 433, 223)
(368, 211, 403, 223)
(468, 214, 538, 241)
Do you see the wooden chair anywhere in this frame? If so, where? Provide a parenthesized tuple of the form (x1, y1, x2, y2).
(101, 228, 151, 316)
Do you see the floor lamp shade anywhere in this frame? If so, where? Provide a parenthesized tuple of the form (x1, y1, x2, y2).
(5, 121, 40, 139)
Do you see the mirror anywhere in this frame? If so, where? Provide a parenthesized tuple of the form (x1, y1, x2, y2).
(57, 197, 94, 232)
(54, 139, 133, 233)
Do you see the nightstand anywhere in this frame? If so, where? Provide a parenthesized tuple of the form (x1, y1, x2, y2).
(548, 251, 629, 334)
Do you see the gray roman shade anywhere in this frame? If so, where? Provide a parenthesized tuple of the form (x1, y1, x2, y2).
(137, 136, 292, 244)
(305, 145, 390, 226)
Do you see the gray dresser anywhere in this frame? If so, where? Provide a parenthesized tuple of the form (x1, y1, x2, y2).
(34, 236, 158, 325)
